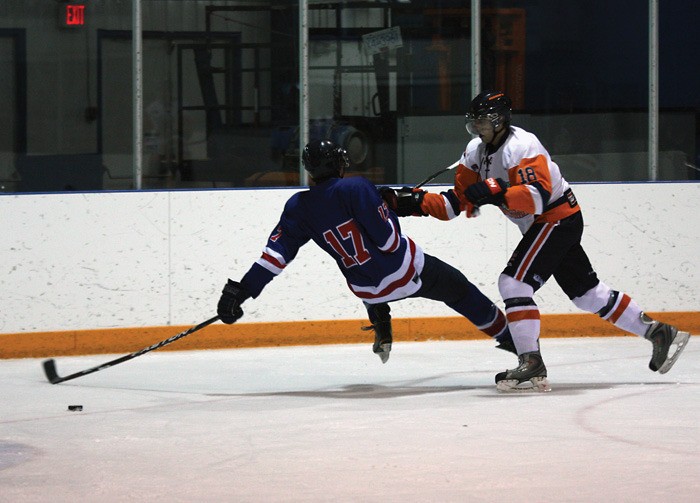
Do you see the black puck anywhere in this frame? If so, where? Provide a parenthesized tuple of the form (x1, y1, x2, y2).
(67, 405, 83, 411)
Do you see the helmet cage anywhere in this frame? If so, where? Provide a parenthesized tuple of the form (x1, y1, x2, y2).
(465, 90, 512, 136)
(465, 112, 505, 135)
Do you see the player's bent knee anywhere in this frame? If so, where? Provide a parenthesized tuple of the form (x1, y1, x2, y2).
(498, 273, 533, 300)
(571, 281, 612, 314)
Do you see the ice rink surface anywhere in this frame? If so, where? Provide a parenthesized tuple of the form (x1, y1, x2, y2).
(1, 336, 698, 502)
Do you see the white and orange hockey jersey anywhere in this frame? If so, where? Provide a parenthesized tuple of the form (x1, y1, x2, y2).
(421, 126, 580, 234)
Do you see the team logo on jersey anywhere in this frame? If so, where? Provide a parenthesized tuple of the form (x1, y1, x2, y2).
(270, 225, 282, 242)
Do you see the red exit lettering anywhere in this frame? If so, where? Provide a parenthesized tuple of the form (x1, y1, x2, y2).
(65, 5, 85, 26)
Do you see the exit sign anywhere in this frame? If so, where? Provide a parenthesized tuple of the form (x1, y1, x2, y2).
(60, 4, 86, 28)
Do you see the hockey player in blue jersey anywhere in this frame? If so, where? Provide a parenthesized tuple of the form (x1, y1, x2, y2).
(217, 139, 515, 363)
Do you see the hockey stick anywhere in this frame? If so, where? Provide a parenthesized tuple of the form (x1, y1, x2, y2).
(413, 160, 459, 189)
(42, 315, 220, 384)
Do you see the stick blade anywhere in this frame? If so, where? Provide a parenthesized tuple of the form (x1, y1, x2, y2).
(42, 359, 61, 384)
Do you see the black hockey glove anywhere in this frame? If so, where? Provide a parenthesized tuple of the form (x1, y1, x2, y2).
(217, 279, 250, 324)
(395, 187, 427, 217)
(378, 186, 398, 211)
(464, 178, 508, 207)
(378, 186, 426, 217)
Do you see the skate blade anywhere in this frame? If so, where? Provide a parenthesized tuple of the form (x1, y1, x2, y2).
(376, 343, 391, 364)
(657, 331, 690, 374)
(496, 376, 551, 393)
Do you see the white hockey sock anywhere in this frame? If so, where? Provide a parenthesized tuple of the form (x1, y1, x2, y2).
(601, 293, 647, 337)
(509, 320, 541, 354)
(505, 298, 541, 354)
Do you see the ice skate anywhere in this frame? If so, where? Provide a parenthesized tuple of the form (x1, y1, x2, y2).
(642, 314, 690, 374)
(495, 351, 551, 392)
(362, 321, 392, 364)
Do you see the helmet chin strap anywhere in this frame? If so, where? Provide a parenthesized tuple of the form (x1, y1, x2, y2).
(487, 123, 508, 146)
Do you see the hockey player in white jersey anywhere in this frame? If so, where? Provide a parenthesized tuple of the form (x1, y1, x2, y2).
(217, 139, 516, 365)
(386, 90, 690, 391)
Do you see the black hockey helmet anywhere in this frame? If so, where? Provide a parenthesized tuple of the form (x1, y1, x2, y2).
(302, 139, 349, 182)
(465, 90, 512, 135)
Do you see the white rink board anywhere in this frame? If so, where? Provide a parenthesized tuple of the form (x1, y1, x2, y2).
(0, 182, 698, 333)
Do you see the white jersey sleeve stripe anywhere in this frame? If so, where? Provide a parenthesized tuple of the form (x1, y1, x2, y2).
(377, 218, 401, 253)
(525, 184, 545, 214)
(255, 247, 287, 275)
(442, 194, 459, 220)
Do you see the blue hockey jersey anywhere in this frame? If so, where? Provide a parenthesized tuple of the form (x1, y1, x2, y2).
(240, 176, 425, 304)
